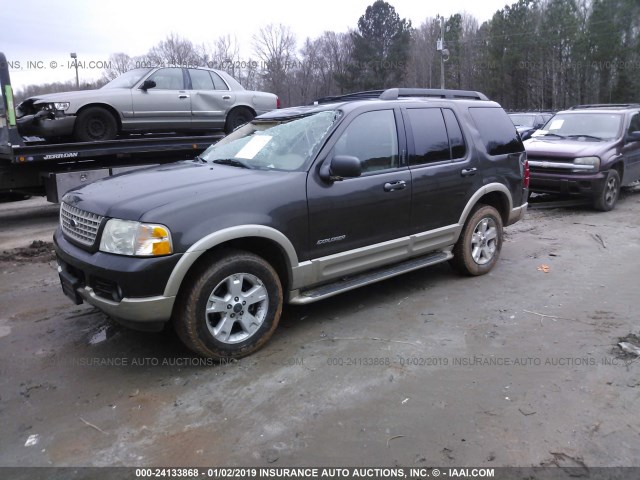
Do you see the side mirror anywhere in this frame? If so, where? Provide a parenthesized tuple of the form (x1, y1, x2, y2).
(627, 131, 640, 142)
(140, 79, 156, 91)
(320, 155, 362, 181)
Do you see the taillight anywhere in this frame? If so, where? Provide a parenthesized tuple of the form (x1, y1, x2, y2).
(276, 97, 281, 109)
(523, 159, 530, 188)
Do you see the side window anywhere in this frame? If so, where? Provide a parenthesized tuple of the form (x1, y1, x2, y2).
(334, 110, 398, 174)
(189, 69, 214, 90)
(407, 108, 449, 165)
(628, 113, 640, 134)
(469, 107, 523, 156)
(210, 71, 229, 90)
(443, 109, 466, 159)
(147, 68, 184, 90)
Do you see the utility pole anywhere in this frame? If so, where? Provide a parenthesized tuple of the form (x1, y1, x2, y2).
(70, 52, 79, 89)
(436, 15, 449, 89)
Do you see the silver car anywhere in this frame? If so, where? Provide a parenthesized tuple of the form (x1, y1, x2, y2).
(16, 67, 279, 141)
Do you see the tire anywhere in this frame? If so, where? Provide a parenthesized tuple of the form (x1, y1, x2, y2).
(224, 108, 254, 134)
(593, 169, 620, 212)
(74, 107, 118, 142)
(450, 205, 503, 276)
(174, 250, 283, 359)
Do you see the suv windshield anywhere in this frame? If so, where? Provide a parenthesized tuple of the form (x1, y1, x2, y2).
(102, 68, 153, 89)
(536, 112, 622, 140)
(200, 110, 340, 171)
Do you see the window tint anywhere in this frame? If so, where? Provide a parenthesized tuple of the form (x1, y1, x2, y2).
(334, 110, 398, 173)
(407, 108, 449, 165)
(629, 113, 640, 134)
(189, 69, 214, 90)
(210, 71, 229, 90)
(443, 109, 466, 159)
(147, 68, 184, 90)
(469, 107, 523, 155)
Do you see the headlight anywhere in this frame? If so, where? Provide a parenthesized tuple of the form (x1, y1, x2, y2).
(573, 156, 600, 172)
(99, 219, 172, 256)
(53, 102, 70, 111)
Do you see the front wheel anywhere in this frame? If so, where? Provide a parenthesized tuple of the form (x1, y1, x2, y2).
(593, 169, 620, 212)
(74, 107, 118, 142)
(450, 205, 503, 276)
(174, 250, 283, 359)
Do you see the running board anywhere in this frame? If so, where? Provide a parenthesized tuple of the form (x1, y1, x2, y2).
(289, 251, 453, 305)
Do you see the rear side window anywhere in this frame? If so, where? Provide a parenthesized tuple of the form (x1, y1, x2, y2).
(407, 108, 449, 165)
(469, 107, 523, 156)
(407, 108, 467, 165)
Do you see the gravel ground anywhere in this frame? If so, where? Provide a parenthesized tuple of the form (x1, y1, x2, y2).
(1, 190, 640, 470)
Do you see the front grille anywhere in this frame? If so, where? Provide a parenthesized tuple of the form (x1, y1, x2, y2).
(528, 157, 576, 174)
(60, 202, 104, 247)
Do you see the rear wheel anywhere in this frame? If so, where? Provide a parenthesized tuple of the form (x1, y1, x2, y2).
(450, 205, 503, 276)
(224, 108, 254, 134)
(174, 250, 282, 359)
(593, 169, 620, 211)
(74, 107, 118, 142)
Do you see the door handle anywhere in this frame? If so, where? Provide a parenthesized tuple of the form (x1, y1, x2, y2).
(383, 180, 407, 192)
(222, 95, 231, 100)
(178, 94, 190, 99)
(461, 168, 477, 177)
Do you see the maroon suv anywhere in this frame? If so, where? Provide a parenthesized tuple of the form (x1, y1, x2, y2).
(525, 104, 640, 211)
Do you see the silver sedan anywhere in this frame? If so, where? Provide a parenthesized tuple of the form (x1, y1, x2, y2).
(16, 67, 279, 141)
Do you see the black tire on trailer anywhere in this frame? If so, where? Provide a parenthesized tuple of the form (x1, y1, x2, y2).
(74, 106, 118, 142)
(224, 108, 254, 134)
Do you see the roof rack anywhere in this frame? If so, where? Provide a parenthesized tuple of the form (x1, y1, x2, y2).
(379, 88, 489, 101)
(569, 104, 640, 110)
(313, 90, 385, 105)
(312, 88, 489, 105)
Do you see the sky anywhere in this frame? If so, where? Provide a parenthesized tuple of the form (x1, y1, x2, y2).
(4, 0, 512, 91)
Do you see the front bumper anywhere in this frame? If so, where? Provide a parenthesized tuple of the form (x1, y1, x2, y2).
(530, 170, 607, 196)
(54, 229, 182, 323)
(16, 114, 76, 138)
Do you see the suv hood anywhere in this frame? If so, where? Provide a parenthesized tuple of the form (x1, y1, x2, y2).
(524, 137, 618, 159)
(62, 161, 295, 221)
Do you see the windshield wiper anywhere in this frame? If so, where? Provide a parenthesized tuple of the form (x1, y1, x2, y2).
(542, 133, 566, 139)
(195, 154, 206, 163)
(566, 134, 603, 141)
(212, 158, 252, 169)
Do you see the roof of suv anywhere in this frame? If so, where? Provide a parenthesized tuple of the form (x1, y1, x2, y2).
(564, 104, 640, 114)
(258, 88, 498, 121)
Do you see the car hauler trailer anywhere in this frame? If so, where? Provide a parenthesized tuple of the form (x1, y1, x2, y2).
(0, 52, 222, 202)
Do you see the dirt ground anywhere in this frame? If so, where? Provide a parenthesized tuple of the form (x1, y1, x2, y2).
(1, 192, 640, 470)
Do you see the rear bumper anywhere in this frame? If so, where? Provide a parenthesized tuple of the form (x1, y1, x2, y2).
(530, 171, 607, 196)
(16, 114, 76, 137)
(507, 203, 527, 226)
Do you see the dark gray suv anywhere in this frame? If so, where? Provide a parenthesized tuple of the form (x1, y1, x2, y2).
(54, 88, 529, 358)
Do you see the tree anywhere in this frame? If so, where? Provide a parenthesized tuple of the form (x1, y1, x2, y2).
(144, 33, 203, 67)
(252, 24, 297, 105)
(102, 53, 133, 80)
(344, 0, 412, 90)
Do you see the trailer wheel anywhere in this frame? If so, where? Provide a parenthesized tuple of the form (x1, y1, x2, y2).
(74, 107, 118, 142)
(225, 108, 254, 134)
